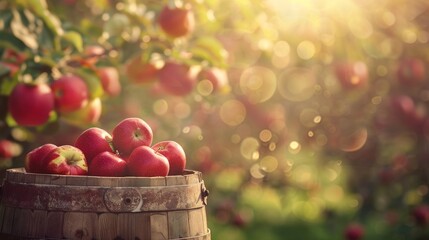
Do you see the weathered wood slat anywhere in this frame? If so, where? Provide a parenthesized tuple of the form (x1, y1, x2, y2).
(46, 211, 64, 239)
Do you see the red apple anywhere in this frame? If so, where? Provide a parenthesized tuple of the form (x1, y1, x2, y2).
(412, 204, 429, 226)
(25, 143, 57, 173)
(158, 5, 195, 38)
(127, 145, 169, 177)
(397, 58, 425, 86)
(74, 127, 114, 164)
(8, 82, 54, 126)
(390, 95, 425, 130)
(0, 139, 20, 159)
(112, 117, 153, 156)
(197, 67, 229, 93)
(125, 56, 158, 84)
(88, 151, 127, 177)
(44, 145, 88, 175)
(344, 223, 364, 240)
(82, 45, 104, 66)
(96, 67, 121, 97)
(62, 98, 102, 126)
(2, 49, 27, 64)
(335, 61, 368, 89)
(152, 140, 186, 175)
(51, 75, 89, 113)
(0, 62, 20, 76)
(158, 61, 197, 96)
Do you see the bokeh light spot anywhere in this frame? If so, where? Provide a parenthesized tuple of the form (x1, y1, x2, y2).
(250, 164, 265, 179)
(289, 141, 301, 154)
(174, 102, 191, 119)
(339, 127, 368, 152)
(220, 99, 246, 126)
(197, 79, 214, 96)
(259, 155, 278, 172)
(259, 129, 272, 142)
(241, 137, 260, 160)
(240, 66, 277, 103)
(278, 68, 317, 102)
(153, 99, 168, 115)
(297, 40, 316, 60)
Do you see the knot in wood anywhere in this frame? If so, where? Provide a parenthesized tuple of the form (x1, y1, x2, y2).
(104, 188, 142, 212)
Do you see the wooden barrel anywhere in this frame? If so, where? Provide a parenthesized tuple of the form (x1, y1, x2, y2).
(0, 168, 210, 240)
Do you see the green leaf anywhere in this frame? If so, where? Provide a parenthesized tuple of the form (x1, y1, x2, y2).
(62, 31, 83, 52)
(0, 75, 19, 96)
(0, 31, 28, 52)
(190, 37, 228, 68)
(0, 63, 11, 78)
(16, 0, 62, 37)
(75, 68, 104, 99)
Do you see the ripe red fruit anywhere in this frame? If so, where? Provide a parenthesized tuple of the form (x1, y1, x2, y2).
(112, 117, 153, 156)
(0, 140, 20, 159)
(390, 95, 425, 130)
(8, 83, 54, 126)
(2, 49, 27, 64)
(397, 58, 425, 86)
(25, 143, 57, 173)
(152, 141, 186, 175)
(51, 75, 89, 113)
(197, 67, 229, 93)
(344, 223, 364, 240)
(74, 127, 114, 164)
(335, 61, 368, 89)
(158, 5, 195, 38)
(158, 61, 197, 96)
(83, 45, 104, 66)
(125, 56, 158, 84)
(44, 145, 88, 175)
(127, 145, 169, 177)
(96, 67, 121, 97)
(62, 97, 102, 126)
(0, 62, 20, 76)
(412, 205, 429, 226)
(88, 151, 127, 177)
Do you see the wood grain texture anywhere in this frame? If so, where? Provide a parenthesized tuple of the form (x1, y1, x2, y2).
(0, 168, 211, 239)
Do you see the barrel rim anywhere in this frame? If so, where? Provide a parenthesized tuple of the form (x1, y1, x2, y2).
(6, 167, 201, 180)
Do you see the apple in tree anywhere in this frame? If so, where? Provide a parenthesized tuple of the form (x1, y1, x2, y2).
(197, 67, 229, 93)
(125, 56, 158, 84)
(82, 45, 104, 66)
(344, 223, 364, 240)
(51, 75, 89, 113)
(2, 49, 27, 64)
(8, 82, 54, 126)
(96, 67, 121, 97)
(0, 139, 21, 159)
(334, 61, 368, 89)
(127, 145, 169, 177)
(74, 127, 114, 164)
(390, 95, 425, 131)
(44, 145, 88, 175)
(25, 143, 57, 173)
(158, 5, 195, 38)
(397, 58, 425, 86)
(112, 117, 153, 156)
(158, 61, 197, 96)
(62, 98, 102, 126)
(88, 151, 127, 177)
(152, 140, 186, 175)
(0, 62, 20, 76)
(412, 204, 429, 226)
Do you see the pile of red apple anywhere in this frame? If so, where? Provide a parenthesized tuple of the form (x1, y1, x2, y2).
(24, 117, 186, 177)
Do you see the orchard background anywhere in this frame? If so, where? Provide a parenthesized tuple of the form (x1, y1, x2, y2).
(1, 0, 429, 239)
